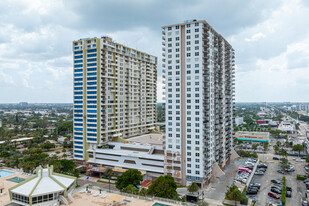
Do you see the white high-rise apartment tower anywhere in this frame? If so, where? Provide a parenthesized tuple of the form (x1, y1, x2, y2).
(162, 20, 235, 187)
(73, 36, 157, 161)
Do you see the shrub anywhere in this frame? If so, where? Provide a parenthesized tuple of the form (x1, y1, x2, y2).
(297, 174, 307, 180)
(281, 176, 286, 205)
(236, 150, 258, 158)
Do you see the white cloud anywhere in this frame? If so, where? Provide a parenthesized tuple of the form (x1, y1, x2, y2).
(245, 32, 266, 42)
(0, 0, 308, 102)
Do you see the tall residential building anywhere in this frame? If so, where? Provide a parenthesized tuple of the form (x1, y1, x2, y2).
(162, 20, 235, 187)
(73, 36, 157, 161)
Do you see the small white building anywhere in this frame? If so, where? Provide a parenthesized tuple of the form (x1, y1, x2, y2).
(9, 165, 76, 206)
(278, 121, 296, 134)
(234, 117, 244, 126)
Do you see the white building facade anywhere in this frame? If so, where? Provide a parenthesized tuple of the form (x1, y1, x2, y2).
(162, 20, 235, 187)
(72, 37, 157, 161)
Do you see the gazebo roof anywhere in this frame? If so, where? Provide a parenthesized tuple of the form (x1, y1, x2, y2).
(10, 165, 76, 197)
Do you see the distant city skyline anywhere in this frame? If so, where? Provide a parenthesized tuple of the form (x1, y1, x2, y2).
(1, 0, 309, 103)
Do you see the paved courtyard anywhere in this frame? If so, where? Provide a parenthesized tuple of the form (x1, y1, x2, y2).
(203, 158, 246, 201)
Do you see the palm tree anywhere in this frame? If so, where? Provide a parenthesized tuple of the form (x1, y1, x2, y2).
(104, 168, 113, 192)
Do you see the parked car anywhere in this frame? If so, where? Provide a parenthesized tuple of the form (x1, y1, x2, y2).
(287, 167, 295, 172)
(247, 188, 258, 195)
(248, 158, 257, 163)
(255, 171, 264, 175)
(303, 200, 309, 206)
(286, 186, 292, 192)
(258, 163, 268, 168)
(277, 169, 285, 174)
(245, 166, 254, 170)
(271, 187, 282, 194)
(258, 167, 267, 171)
(249, 183, 261, 189)
(271, 179, 282, 184)
(268, 192, 280, 199)
(286, 190, 292, 198)
(271, 186, 282, 191)
(273, 157, 280, 160)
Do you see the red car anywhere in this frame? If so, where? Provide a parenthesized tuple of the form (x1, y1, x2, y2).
(268, 192, 280, 199)
(245, 166, 253, 170)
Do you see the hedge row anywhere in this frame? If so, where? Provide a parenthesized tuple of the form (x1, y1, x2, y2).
(297, 174, 307, 180)
(281, 176, 286, 206)
(236, 150, 258, 158)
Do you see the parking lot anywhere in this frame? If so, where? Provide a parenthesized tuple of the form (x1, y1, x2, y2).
(249, 157, 307, 206)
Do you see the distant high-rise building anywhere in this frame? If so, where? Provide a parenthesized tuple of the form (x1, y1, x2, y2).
(162, 20, 235, 187)
(19, 102, 28, 107)
(72, 36, 157, 161)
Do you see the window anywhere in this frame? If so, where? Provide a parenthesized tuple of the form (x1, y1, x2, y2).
(195, 28, 199, 32)
(187, 53, 191, 57)
(186, 24, 191, 28)
(186, 30, 191, 33)
(168, 27, 172, 30)
(176, 37, 180, 41)
(195, 34, 199, 38)
(195, 22, 199, 26)
(186, 36, 191, 39)
(176, 25, 179, 29)
(195, 40, 199, 44)
(195, 52, 199, 56)
(187, 41, 191, 45)
(168, 38, 172, 42)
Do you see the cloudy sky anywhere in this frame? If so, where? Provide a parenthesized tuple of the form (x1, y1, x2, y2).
(0, 0, 309, 103)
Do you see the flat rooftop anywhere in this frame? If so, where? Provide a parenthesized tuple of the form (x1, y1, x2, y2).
(235, 131, 270, 142)
(127, 133, 164, 146)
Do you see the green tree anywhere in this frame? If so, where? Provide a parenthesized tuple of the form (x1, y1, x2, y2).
(188, 182, 199, 193)
(139, 188, 148, 196)
(306, 156, 309, 163)
(280, 158, 289, 172)
(57, 121, 73, 135)
(122, 184, 138, 194)
(279, 148, 288, 158)
(115, 169, 143, 190)
(225, 184, 242, 206)
(41, 141, 55, 150)
(252, 144, 258, 151)
(263, 142, 269, 151)
(104, 168, 114, 192)
(273, 145, 279, 152)
(147, 175, 179, 200)
(293, 144, 304, 157)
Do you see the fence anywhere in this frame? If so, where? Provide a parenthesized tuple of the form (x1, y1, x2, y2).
(84, 184, 197, 206)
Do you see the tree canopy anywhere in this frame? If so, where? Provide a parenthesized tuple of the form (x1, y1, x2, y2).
(115, 169, 143, 190)
(147, 175, 179, 200)
(188, 182, 199, 193)
(225, 184, 242, 205)
(293, 144, 304, 156)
